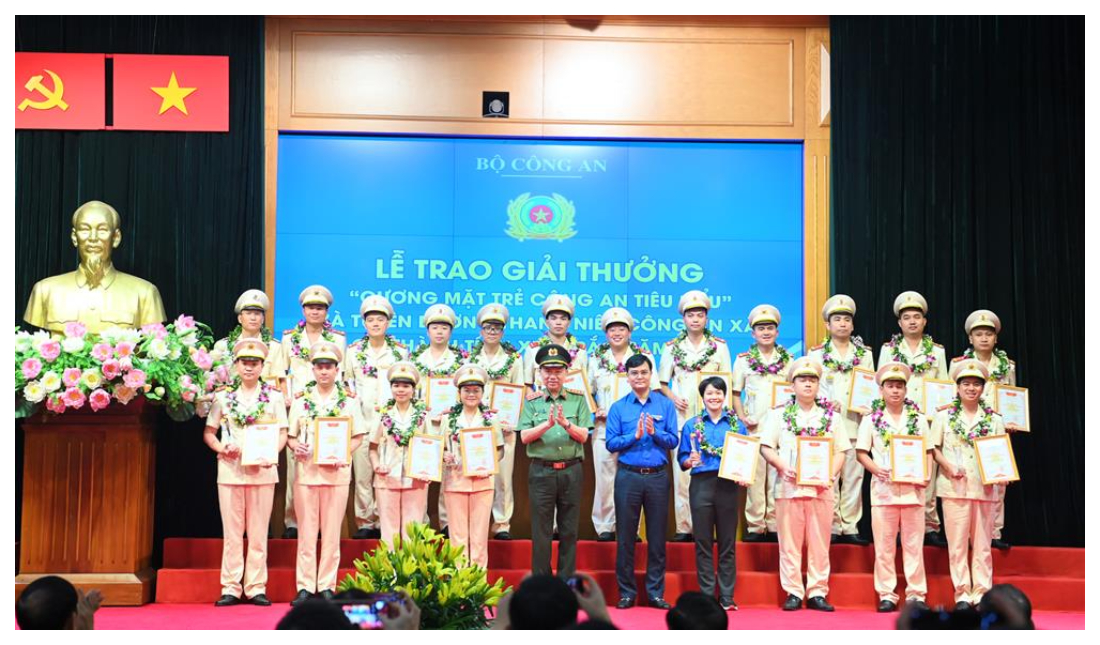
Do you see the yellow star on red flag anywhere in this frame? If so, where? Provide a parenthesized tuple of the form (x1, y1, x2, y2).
(151, 72, 197, 115)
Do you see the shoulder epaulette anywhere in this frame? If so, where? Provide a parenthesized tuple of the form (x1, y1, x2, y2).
(528, 341, 540, 349)
(577, 341, 586, 349)
(936, 403, 952, 412)
(395, 341, 407, 348)
(295, 391, 306, 399)
(951, 356, 966, 363)
(738, 351, 750, 358)
(665, 339, 676, 347)
(564, 387, 584, 397)
(346, 391, 357, 398)
(283, 329, 296, 336)
(810, 343, 824, 351)
(714, 337, 726, 344)
(331, 329, 346, 336)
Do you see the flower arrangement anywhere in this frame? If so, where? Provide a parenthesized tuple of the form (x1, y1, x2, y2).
(339, 522, 509, 630)
(14, 315, 214, 421)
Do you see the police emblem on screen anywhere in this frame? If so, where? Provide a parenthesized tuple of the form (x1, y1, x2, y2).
(505, 193, 577, 241)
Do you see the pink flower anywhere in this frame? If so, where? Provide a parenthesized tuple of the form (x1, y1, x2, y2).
(115, 341, 136, 358)
(88, 388, 111, 411)
(62, 387, 86, 409)
(46, 395, 66, 414)
(101, 359, 121, 380)
(182, 388, 196, 402)
(123, 369, 147, 389)
(179, 374, 193, 388)
(205, 374, 216, 390)
(119, 356, 133, 372)
(141, 323, 168, 339)
(21, 358, 42, 380)
(62, 367, 83, 388)
(113, 385, 137, 405)
(40, 340, 61, 362)
(64, 322, 87, 338)
(91, 343, 113, 362)
(174, 314, 196, 332)
(191, 348, 213, 371)
(215, 364, 229, 383)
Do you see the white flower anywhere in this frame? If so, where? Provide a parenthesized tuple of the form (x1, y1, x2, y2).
(23, 381, 46, 403)
(15, 331, 34, 353)
(180, 333, 198, 347)
(31, 330, 52, 351)
(81, 369, 103, 390)
(148, 338, 170, 360)
(41, 371, 62, 392)
(169, 347, 181, 360)
(62, 336, 85, 353)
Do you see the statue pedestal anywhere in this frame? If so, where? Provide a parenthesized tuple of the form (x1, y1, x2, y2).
(16, 399, 157, 605)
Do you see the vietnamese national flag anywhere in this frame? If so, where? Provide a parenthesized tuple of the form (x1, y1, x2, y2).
(111, 54, 229, 132)
(15, 53, 106, 130)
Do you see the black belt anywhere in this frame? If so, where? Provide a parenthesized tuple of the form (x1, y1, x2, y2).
(620, 463, 666, 475)
(532, 458, 582, 470)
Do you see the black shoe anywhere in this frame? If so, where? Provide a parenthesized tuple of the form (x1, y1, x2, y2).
(248, 594, 271, 606)
(925, 531, 948, 548)
(635, 535, 642, 543)
(617, 597, 635, 609)
(671, 532, 693, 543)
(908, 600, 930, 611)
(282, 527, 298, 540)
(806, 596, 835, 612)
(553, 532, 561, 540)
(290, 590, 312, 607)
(440, 527, 450, 539)
(319, 589, 335, 601)
(596, 531, 615, 542)
(991, 538, 1011, 550)
(493, 531, 512, 540)
(214, 594, 241, 607)
(648, 597, 671, 610)
(850, 534, 871, 546)
(954, 601, 971, 611)
(877, 599, 897, 613)
(782, 594, 802, 611)
(764, 531, 779, 543)
(353, 527, 372, 539)
(720, 599, 738, 611)
(743, 531, 766, 543)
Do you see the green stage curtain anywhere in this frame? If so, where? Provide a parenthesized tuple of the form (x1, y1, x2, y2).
(831, 16, 1083, 546)
(15, 16, 265, 553)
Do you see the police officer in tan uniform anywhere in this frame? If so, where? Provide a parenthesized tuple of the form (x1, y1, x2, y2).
(879, 291, 947, 546)
(467, 304, 524, 540)
(522, 294, 589, 391)
(209, 289, 284, 387)
(279, 285, 346, 539)
(807, 294, 874, 545)
(344, 295, 408, 539)
(659, 290, 732, 542)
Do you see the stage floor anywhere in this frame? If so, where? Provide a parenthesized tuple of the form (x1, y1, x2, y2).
(25, 604, 1084, 630)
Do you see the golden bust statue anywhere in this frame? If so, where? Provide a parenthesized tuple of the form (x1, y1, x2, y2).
(24, 200, 166, 334)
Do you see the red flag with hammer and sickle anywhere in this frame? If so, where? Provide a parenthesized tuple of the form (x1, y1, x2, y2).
(15, 53, 106, 130)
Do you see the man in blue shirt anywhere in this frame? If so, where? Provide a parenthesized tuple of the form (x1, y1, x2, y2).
(677, 375, 748, 611)
(606, 354, 680, 609)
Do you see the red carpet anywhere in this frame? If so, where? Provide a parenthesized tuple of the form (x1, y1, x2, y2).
(156, 538, 1083, 613)
(28, 604, 1085, 630)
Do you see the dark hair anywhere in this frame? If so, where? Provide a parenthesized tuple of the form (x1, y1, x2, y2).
(666, 591, 727, 630)
(569, 618, 618, 629)
(978, 584, 1035, 629)
(16, 576, 79, 630)
(509, 575, 579, 630)
(697, 376, 728, 398)
(276, 599, 357, 630)
(624, 353, 652, 371)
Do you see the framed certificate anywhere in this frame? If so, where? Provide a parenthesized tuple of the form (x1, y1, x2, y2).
(922, 379, 956, 419)
(889, 435, 927, 484)
(974, 435, 1020, 485)
(847, 368, 879, 415)
(563, 368, 597, 413)
(240, 422, 281, 466)
(313, 417, 352, 465)
(771, 381, 795, 408)
(612, 373, 630, 402)
(489, 382, 525, 428)
(459, 427, 499, 477)
(695, 371, 733, 409)
(405, 433, 444, 482)
(796, 436, 833, 486)
(993, 385, 1030, 432)
(425, 377, 458, 415)
(717, 433, 760, 485)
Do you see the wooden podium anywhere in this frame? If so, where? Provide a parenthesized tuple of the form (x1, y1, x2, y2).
(16, 398, 157, 605)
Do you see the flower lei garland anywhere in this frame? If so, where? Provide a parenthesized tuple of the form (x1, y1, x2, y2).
(468, 340, 520, 380)
(747, 344, 792, 376)
(691, 408, 735, 457)
(225, 325, 273, 349)
(410, 343, 468, 377)
(869, 397, 923, 446)
(594, 341, 648, 374)
(962, 348, 1011, 382)
(820, 337, 867, 373)
(444, 402, 496, 440)
(948, 397, 996, 445)
(351, 334, 405, 378)
(783, 396, 838, 437)
(288, 320, 335, 362)
(224, 380, 275, 427)
(378, 398, 427, 447)
(668, 329, 718, 372)
(300, 380, 349, 418)
(529, 334, 585, 363)
(887, 334, 938, 375)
